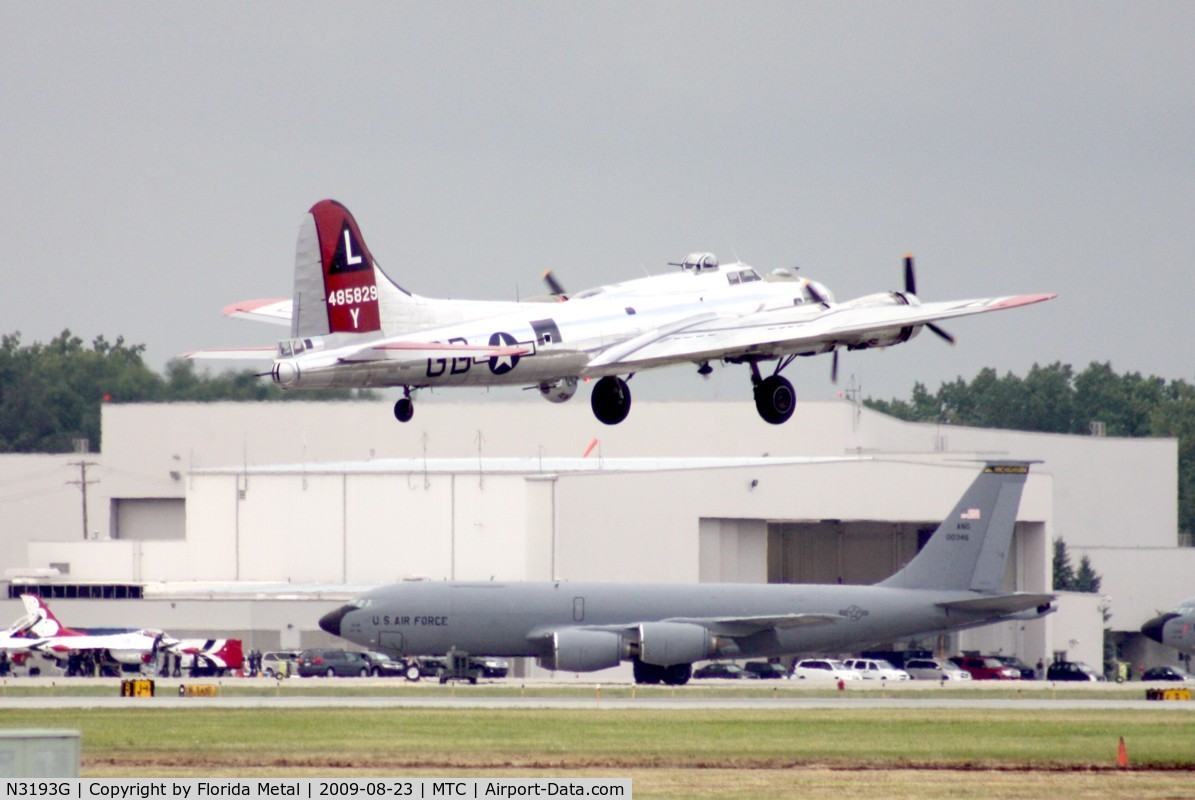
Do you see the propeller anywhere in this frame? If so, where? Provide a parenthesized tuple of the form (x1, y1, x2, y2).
(542, 270, 568, 300)
(831, 348, 839, 384)
(904, 254, 955, 345)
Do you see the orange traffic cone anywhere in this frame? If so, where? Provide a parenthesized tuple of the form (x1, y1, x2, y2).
(1117, 736, 1128, 768)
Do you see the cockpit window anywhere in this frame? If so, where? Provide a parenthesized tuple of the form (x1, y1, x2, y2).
(726, 269, 761, 286)
(349, 598, 372, 609)
(277, 339, 309, 358)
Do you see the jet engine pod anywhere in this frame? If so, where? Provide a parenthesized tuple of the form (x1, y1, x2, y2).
(538, 377, 579, 404)
(540, 629, 625, 672)
(637, 621, 716, 666)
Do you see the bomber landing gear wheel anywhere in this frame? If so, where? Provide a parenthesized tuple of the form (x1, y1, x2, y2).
(754, 375, 796, 425)
(394, 397, 414, 422)
(591, 376, 632, 425)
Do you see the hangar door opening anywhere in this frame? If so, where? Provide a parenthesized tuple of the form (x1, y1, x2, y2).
(765, 521, 933, 585)
(704, 519, 1036, 590)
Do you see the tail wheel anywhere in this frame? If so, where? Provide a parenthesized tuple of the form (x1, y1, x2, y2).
(754, 375, 796, 424)
(394, 397, 414, 423)
(591, 376, 632, 425)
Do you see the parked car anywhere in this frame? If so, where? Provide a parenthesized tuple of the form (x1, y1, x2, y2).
(949, 656, 1021, 680)
(1141, 666, 1195, 682)
(296, 649, 370, 677)
(791, 659, 863, 681)
(842, 658, 910, 681)
(475, 657, 510, 678)
(903, 658, 972, 681)
(416, 656, 446, 677)
(1046, 660, 1104, 682)
(693, 662, 750, 679)
(260, 650, 299, 678)
(743, 661, 788, 679)
(990, 655, 1037, 680)
(361, 651, 408, 677)
(412, 655, 505, 679)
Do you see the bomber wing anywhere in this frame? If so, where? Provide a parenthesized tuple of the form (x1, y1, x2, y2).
(586, 294, 1055, 370)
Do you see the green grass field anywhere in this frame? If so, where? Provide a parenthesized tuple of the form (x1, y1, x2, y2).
(3, 705, 1193, 799)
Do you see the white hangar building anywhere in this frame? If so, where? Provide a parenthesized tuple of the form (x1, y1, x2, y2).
(1, 397, 1190, 676)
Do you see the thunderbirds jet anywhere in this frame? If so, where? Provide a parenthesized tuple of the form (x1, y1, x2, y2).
(1142, 596, 1195, 656)
(320, 461, 1055, 685)
(187, 200, 1054, 425)
(0, 594, 175, 667)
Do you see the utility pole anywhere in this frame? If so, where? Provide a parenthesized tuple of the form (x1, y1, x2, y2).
(67, 460, 99, 540)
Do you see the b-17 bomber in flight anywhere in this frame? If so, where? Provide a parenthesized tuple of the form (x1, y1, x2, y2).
(188, 200, 1054, 425)
(319, 462, 1055, 685)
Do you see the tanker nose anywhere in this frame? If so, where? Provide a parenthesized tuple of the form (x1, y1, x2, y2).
(319, 604, 352, 637)
(1141, 612, 1179, 644)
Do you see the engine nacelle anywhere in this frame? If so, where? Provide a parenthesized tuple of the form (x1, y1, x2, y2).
(637, 621, 717, 666)
(835, 291, 921, 350)
(538, 377, 579, 404)
(539, 629, 625, 672)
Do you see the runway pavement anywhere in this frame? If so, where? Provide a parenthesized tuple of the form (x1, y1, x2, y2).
(2, 676, 1192, 711)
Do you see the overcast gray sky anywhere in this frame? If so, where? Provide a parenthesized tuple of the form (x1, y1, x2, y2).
(3, 2, 1192, 406)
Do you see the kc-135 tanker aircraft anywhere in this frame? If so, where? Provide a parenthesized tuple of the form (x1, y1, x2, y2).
(320, 462, 1055, 685)
(188, 200, 1054, 425)
(1142, 596, 1195, 656)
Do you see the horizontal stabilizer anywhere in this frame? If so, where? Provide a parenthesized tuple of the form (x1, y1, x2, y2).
(937, 593, 1055, 615)
(222, 298, 293, 325)
(182, 347, 276, 361)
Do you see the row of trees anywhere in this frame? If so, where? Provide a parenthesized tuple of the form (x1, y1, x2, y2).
(3, 333, 1193, 536)
(865, 361, 1195, 537)
(0, 331, 364, 453)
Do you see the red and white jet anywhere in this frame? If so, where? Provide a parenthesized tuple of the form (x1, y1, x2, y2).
(188, 200, 1054, 425)
(0, 594, 176, 666)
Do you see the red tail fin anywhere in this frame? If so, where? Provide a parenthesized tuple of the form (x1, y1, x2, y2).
(308, 199, 382, 334)
(21, 594, 83, 638)
(211, 638, 244, 669)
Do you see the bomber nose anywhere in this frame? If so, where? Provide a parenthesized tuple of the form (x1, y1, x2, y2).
(1141, 612, 1179, 644)
(319, 604, 352, 637)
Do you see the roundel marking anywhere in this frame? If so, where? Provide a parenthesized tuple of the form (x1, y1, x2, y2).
(488, 331, 521, 375)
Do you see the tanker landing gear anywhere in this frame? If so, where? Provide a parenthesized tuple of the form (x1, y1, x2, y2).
(590, 375, 632, 425)
(632, 658, 692, 686)
(749, 361, 796, 425)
